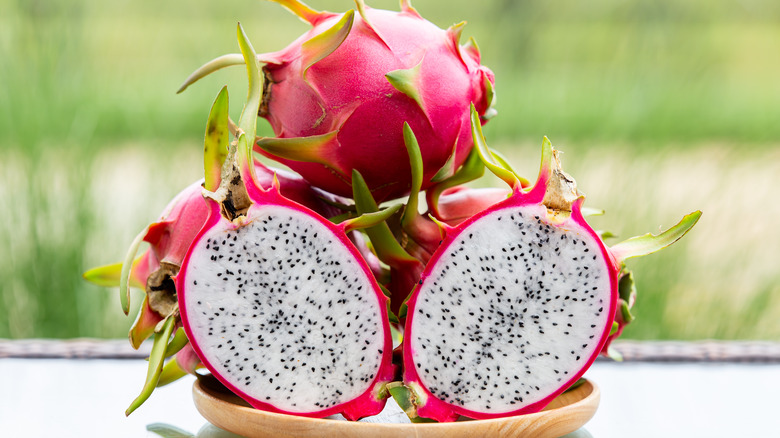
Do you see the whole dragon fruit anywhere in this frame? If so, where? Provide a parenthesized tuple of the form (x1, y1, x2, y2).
(396, 109, 700, 421)
(179, 0, 496, 202)
(176, 26, 397, 420)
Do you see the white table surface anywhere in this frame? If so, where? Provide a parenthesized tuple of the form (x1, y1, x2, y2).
(1, 358, 778, 437)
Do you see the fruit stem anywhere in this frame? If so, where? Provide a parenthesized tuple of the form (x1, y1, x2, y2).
(540, 140, 581, 213)
(205, 23, 265, 222)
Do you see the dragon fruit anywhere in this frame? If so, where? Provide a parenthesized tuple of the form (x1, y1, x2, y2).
(178, 0, 496, 202)
(175, 26, 396, 420)
(83, 91, 350, 415)
(396, 108, 701, 421)
(80, 1, 702, 422)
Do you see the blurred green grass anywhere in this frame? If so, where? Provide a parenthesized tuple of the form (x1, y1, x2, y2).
(1, 0, 778, 339)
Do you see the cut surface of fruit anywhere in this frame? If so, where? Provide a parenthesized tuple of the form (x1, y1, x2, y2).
(181, 204, 388, 413)
(407, 202, 612, 416)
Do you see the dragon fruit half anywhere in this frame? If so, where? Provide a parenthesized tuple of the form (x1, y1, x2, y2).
(179, 0, 496, 202)
(176, 26, 397, 420)
(397, 109, 701, 421)
(83, 90, 350, 415)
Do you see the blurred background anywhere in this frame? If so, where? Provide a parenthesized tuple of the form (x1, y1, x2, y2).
(1, 0, 778, 340)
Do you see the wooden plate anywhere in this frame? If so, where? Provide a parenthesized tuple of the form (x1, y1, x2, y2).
(192, 377, 599, 438)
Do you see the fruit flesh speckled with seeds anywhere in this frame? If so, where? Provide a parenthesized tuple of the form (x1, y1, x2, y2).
(183, 206, 386, 413)
(405, 204, 612, 418)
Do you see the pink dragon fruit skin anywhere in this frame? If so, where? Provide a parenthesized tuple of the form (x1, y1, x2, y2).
(255, 0, 495, 202)
(599, 269, 637, 359)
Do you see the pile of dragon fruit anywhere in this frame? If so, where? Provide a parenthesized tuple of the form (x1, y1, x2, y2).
(85, 0, 700, 422)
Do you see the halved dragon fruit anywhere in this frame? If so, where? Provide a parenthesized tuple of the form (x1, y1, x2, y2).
(398, 107, 701, 421)
(175, 25, 396, 420)
(179, 0, 496, 202)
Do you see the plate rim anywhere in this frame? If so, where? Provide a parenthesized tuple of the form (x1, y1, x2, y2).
(192, 377, 599, 436)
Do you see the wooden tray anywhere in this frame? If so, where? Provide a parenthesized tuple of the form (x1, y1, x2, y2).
(192, 378, 599, 438)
